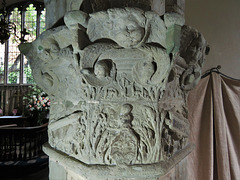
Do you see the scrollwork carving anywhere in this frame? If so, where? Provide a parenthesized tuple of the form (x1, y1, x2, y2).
(20, 4, 208, 175)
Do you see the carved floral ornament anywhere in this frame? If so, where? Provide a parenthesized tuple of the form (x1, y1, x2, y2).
(19, 4, 209, 177)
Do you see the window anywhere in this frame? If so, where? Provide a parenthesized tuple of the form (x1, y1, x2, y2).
(0, 1, 45, 85)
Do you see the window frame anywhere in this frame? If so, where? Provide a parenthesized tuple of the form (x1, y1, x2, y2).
(0, 1, 45, 86)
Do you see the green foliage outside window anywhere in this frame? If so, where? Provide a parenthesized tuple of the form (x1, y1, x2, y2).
(0, 3, 45, 85)
(8, 71, 18, 84)
(24, 66, 35, 84)
(6, 67, 35, 84)
(0, 66, 4, 83)
(0, 66, 3, 76)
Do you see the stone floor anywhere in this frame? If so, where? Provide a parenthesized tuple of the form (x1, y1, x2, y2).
(1, 166, 49, 180)
(0, 154, 49, 180)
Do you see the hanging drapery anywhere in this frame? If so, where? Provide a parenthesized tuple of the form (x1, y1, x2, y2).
(187, 72, 240, 180)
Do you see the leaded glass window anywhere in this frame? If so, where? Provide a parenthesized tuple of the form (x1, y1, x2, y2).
(0, 1, 45, 85)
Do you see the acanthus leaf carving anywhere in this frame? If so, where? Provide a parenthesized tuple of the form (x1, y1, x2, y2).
(20, 5, 208, 176)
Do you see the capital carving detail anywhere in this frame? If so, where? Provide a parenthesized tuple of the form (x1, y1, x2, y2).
(20, 3, 208, 176)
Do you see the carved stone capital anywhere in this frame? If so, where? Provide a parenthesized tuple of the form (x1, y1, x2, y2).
(20, 2, 208, 178)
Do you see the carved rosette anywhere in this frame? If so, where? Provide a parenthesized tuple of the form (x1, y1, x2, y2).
(20, 1, 208, 176)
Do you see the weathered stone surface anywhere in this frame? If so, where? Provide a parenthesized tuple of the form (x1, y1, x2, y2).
(151, 0, 165, 16)
(44, 0, 84, 29)
(166, 0, 185, 16)
(44, 0, 185, 28)
(43, 143, 194, 180)
(20, 1, 208, 178)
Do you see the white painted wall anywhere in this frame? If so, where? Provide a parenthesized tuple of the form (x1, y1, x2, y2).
(185, 0, 240, 79)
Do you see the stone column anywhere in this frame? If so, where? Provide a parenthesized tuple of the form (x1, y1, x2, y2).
(19, 0, 209, 179)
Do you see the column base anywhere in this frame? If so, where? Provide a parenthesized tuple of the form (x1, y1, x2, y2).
(43, 143, 194, 180)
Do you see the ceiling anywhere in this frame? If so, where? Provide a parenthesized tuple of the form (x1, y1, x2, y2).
(0, 0, 44, 9)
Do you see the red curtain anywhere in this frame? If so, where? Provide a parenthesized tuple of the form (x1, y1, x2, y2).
(187, 72, 240, 180)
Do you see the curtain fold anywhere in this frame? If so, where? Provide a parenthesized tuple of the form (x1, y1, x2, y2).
(187, 72, 240, 180)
